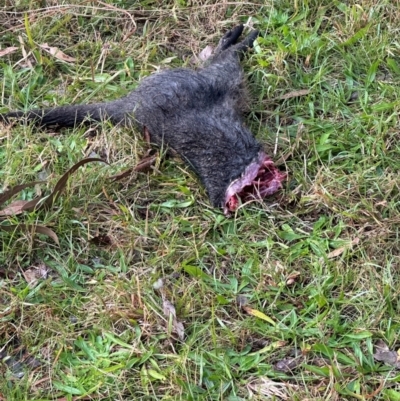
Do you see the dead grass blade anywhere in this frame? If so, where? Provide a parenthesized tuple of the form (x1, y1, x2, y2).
(134, 150, 158, 173)
(109, 150, 158, 181)
(108, 167, 135, 181)
(96, 0, 137, 42)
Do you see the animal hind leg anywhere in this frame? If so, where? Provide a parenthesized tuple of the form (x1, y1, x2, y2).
(213, 25, 259, 61)
(215, 24, 245, 52)
(234, 30, 259, 53)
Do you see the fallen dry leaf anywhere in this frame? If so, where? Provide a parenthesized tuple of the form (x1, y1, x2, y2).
(279, 89, 311, 100)
(0, 181, 45, 206)
(242, 305, 276, 326)
(39, 43, 76, 63)
(0, 47, 18, 57)
(286, 271, 301, 285)
(327, 237, 360, 259)
(274, 356, 304, 373)
(23, 263, 49, 288)
(0, 200, 33, 217)
(247, 377, 294, 400)
(0, 224, 59, 245)
(162, 299, 185, 340)
(373, 339, 400, 368)
(34, 226, 59, 245)
(23, 269, 39, 287)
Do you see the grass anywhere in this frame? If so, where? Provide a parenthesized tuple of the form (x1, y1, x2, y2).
(1, 0, 400, 399)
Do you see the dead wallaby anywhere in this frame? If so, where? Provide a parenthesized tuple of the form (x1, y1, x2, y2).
(1, 25, 285, 214)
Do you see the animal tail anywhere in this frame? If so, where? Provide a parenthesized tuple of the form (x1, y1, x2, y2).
(0, 98, 130, 128)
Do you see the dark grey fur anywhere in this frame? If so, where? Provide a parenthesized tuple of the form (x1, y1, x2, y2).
(1, 26, 265, 208)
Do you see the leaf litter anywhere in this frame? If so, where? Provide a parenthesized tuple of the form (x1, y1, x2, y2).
(154, 278, 185, 341)
(39, 43, 76, 63)
(373, 339, 400, 368)
(247, 376, 296, 400)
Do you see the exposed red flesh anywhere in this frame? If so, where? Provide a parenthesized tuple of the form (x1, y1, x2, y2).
(224, 153, 286, 214)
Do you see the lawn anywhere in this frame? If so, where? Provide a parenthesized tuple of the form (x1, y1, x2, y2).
(1, 0, 400, 400)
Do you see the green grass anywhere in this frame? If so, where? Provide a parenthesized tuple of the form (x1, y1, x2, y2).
(1, 0, 400, 399)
